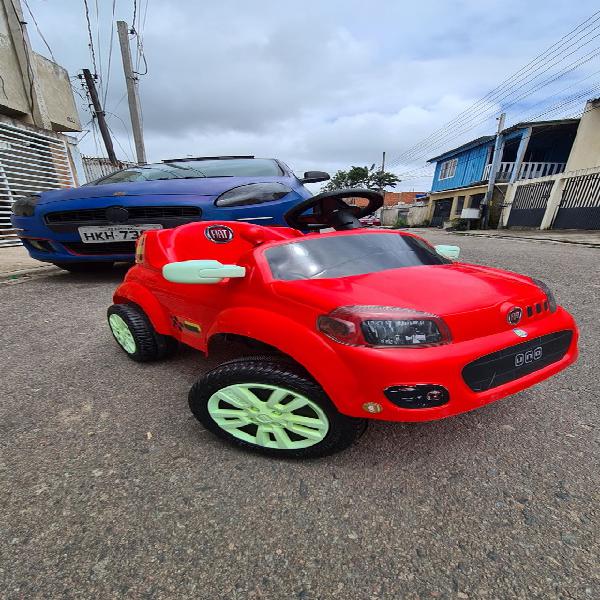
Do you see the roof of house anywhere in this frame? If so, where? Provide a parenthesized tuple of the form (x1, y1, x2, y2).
(426, 117, 581, 163)
(427, 136, 495, 163)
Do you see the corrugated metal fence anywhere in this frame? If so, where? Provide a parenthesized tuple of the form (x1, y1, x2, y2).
(0, 121, 74, 247)
(82, 156, 131, 183)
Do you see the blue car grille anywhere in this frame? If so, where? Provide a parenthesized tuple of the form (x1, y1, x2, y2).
(45, 205, 201, 223)
(62, 241, 137, 255)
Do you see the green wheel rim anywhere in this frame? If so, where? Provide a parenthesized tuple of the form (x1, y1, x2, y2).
(207, 383, 330, 450)
(109, 314, 137, 354)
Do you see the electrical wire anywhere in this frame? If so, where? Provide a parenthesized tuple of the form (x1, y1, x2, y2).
(82, 0, 99, 78)
(388, 43, 600, 169)
(386, 10, 600, 169)
(102, 0, 117, 107)
(22, 0, 56, 62)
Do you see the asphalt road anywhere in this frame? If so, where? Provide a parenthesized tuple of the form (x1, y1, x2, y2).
(1, 231, 598, 600)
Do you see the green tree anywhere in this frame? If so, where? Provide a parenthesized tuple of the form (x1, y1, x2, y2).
(322, 163, 400, 192)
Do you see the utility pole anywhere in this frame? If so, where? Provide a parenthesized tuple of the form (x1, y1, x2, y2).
(82, 69, 118, 165)
(117, 21, 146, 164)
(481, 112, 506, 229)
(381, 151, 386, 173)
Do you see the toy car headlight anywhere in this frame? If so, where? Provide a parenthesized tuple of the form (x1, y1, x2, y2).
(531, 278, 557, 312)
(215, 183, 293, 207)
(317, 306, 451, 348)
(11, 194, 40, 216)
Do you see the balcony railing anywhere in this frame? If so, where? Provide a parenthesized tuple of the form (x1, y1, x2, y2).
(483, 161, 566, 182)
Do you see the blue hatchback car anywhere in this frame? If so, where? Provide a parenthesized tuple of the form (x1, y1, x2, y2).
(11, 156, 329, 272)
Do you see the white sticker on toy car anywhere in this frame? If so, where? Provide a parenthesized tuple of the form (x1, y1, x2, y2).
(78, 224, 162, 243)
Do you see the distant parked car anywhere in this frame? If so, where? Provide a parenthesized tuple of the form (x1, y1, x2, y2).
(11, 156, 329, 272)
(359, 214, 381, 226)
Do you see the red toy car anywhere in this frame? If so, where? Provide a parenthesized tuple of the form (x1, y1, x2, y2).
(108, 190, 578, 458)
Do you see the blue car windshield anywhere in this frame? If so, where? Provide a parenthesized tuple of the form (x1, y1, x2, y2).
(265, 233, 450, 280)
(86, 158, 284, 185)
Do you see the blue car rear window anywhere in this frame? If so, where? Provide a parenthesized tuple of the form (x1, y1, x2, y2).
(87, 159, 284, 185)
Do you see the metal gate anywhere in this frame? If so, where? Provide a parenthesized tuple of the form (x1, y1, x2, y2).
(0, 122, 74, 247)
(507, 180, 554, 228)
(553, 172, 600, 230)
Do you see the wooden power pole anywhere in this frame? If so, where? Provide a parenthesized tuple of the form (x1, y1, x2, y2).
(481, 112, 506, 229)
(82, 68, 118, 165)
(117, 21, 147, 164)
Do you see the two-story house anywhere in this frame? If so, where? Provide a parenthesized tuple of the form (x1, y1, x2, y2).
(426, 118, 579, 227)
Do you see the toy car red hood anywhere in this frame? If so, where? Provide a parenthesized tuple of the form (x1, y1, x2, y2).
(271, 263, 547, 342)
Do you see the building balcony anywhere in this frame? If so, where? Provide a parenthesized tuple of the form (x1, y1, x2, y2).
(483, 161, 566, 182)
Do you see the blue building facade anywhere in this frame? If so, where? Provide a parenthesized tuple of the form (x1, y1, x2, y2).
(429, 136, 495, 192)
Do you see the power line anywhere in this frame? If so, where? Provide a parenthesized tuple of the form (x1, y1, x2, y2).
(388, 42, 600, 169)
(102, 0, 117, 107)
(386, 10, 600, 169)
(21, 0, 56, 62)
(82, 0, 99, 78)
(394, 101, 596, 186)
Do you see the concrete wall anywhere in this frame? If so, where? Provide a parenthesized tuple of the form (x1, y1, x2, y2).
(407, 203, 430, 226)
(34, 54, 81, 132)
(0, 0, 80, 132)
(0, 3, 31, 116)
(565, 99, 600, 172)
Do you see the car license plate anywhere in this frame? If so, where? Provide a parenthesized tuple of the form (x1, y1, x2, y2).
(78, 224, 162, 243)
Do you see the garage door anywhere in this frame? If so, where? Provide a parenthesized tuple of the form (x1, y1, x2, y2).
(553, 172, 600, 230)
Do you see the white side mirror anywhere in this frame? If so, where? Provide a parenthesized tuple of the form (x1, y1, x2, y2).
(434, 244, 460, 260)
(162, 260, 246, 284)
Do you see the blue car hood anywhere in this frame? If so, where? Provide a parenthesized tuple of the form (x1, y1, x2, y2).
(37, 176, 297, 205)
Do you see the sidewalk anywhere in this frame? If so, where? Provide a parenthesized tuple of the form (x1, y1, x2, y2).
(451, 228, 600, 248)
(0, 246, 58, 278)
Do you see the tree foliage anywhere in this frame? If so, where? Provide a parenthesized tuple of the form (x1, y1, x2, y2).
(322, 164, 400, 192)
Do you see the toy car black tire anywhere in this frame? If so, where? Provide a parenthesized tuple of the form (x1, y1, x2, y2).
(54, 261, 114, 273)
(189, 356, 367, 458)
(107, 303, 178, 362)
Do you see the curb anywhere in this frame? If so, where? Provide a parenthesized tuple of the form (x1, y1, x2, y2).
(0, 264, 60, 281)
(453, 231, 600, 249)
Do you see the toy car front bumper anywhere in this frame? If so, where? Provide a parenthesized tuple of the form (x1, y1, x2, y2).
(327, 307, 578, 422)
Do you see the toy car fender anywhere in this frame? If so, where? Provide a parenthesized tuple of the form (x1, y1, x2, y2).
(113, 280, 172, 335)
(206, 306, 362, 415)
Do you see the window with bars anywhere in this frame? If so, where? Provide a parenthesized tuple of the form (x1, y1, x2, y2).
(0, 122, 74, 247)
(439, 158, 458, 180)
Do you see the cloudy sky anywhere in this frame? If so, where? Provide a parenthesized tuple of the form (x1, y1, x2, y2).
(25, 0, 600, 190)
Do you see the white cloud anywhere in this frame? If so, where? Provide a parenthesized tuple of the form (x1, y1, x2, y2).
(25, 0, 600, 190)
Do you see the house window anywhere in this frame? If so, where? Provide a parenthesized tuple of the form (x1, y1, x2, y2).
(439, 158, 458, 180)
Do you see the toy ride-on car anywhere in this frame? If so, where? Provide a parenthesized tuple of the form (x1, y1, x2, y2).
(107, 189, 578, 458)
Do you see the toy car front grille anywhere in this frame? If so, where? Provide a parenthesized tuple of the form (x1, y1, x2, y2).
(62, 241, 136, 255)
(462, 330, 573, 392)
(45, 206, 201, 223)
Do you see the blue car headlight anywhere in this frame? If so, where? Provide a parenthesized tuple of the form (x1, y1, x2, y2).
(12, 194, 40, 217)
(215, 183, 293, 207)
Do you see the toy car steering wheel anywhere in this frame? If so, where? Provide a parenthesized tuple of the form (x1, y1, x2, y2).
(284, 188, 384, 231)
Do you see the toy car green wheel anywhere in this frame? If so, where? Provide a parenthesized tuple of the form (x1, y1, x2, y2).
(107, 303, 178, 362)
(189, 356, 367, 458)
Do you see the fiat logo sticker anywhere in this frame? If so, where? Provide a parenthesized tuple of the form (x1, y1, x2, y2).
(507, 307, 523, 325)
(205, 225, 234, 243)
